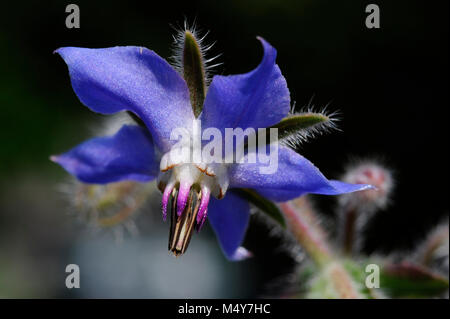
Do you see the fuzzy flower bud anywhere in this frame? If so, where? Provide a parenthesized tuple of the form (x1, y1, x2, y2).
(63, 179, 154, 232)
(339, 161, 393, 211)
(337, 161, 393, 255)
(414, 220, 449, 276)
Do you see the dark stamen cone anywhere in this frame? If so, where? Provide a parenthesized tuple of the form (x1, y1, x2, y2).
(169, 189, 202, 256)
(183, 31, 206, 118)
(168, 188, 178, 252)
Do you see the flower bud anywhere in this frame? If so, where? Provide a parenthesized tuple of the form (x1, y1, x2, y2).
(63, 179, 154, 231)
(337, 161, 393, 255)
(414, 220, 449, 276)
(339, 161, 393, 212)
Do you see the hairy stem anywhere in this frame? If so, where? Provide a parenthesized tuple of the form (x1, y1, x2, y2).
(280, 199, 332, 267)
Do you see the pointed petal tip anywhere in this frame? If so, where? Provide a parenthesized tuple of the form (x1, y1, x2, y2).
(329, 180, 376, 195)
(50, 125, 159, 184)
(231, 247, 253, 261)
(201, 33, 287, 134)
(230, 147, 378, 201)
(49, 155, 60, 163)
(353, 183, 376, 192)
(53, 47, 67, 56)
(255, 35, 267, 44)
(255, 36, 276, 58)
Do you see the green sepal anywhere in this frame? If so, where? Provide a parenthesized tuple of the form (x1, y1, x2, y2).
(234, 188, 286, 228)
(270, 113, 330, 140)
(183, 31, 206, 118)
(380, 262, 449, 298)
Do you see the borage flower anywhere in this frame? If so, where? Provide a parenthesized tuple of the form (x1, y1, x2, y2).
(52, 27, 372, 260)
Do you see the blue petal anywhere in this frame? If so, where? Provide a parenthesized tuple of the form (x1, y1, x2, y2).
(56, 46, 194, 152)
(200, 37, 290, 133)
(51, 125, 160, 184)
(229, 146, 373, 201)
(208, 191, 250, 260)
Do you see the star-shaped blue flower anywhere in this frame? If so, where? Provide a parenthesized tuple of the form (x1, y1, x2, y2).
(52, 32, 371, 260)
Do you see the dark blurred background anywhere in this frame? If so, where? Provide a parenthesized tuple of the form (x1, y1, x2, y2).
(0, 0, 448, 298)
